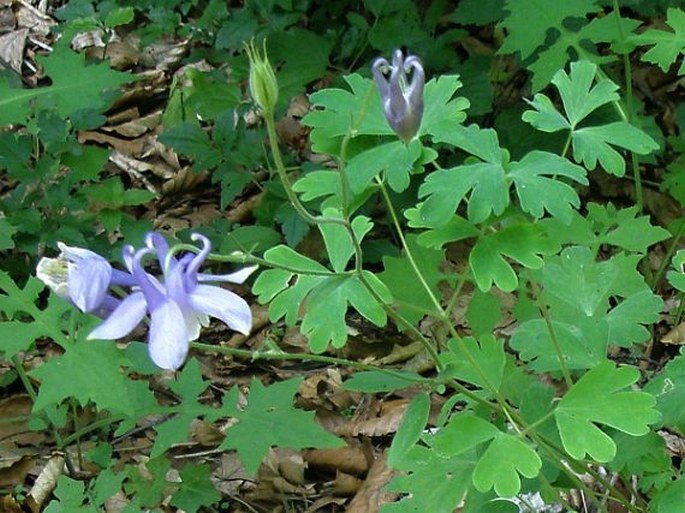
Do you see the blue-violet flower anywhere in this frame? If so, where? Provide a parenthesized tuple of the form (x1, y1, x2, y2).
(372, 49, 425, 142)
(88, 233, 255, 370)
(36, 242, 134, 316)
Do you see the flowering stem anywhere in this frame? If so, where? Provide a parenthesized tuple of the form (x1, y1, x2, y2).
(263, 109, 346, 228)
(376, 177, 444, 316)
(191, 341, 430, 382)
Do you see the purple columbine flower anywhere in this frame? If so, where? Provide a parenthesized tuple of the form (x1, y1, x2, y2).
(36, 242, 134, 315)
(372, 49, 425, 142)
(88, 233, 255, 370)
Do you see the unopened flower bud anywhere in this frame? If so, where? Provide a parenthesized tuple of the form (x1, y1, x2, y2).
(372, 49, 425, 142)
(244, 39, 278, 115)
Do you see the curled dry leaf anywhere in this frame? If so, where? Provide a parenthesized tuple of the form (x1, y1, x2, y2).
(303, 445, 370, 476)
(333, 471, 363, 496)
(0, 28, 27, 73)
(344, 452, 396, 513)
(342, 398, 410, 438)
(0, 456, 36, 488)
(661, 321, 685, 345)
(249, 448, 312, 503)
(14, 1, 54, 36)
(26, 454, 65, 513)
(139, 37, 191, 71)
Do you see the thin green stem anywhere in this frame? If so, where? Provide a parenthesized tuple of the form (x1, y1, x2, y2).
(528, 275, 573, 388)
(612, 0, 643, 211)
(376, 178, 444, 315)
(190, 341, 432, 384)
(376, 174, 519, 423)
(263, 111, 346, 227)
(650, 220, 685, 290)
(444, 267, 471, 325)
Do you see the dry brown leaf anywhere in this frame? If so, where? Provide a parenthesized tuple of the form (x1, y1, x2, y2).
(139, 37, 191, 70)
(303, 446, 369, 476)
(659, 429, 685, 458)
(298, 369, 360, 411)
(344, 452, 396, 513)
(26, 454, 65, 513)
(0, 3, 17, 32)
(160, 166, 211, 197)
(212, 452, 252, 497)
(15, 1, 54, 35)
(0, 455, 36, 487)
(661, 321, 685, 345)
(0, 28, 27, 73)
(109, 148, 173, 181)
(190, 419, 224, 446)
(112, 69, 167, 109)
(0, 394, 41, 445)
(305, 496, 349, 513)
(103, 490, 131, 513)
(342, 398, 409, 438)
(78, 130, 146, 156)
(333, 471, 362, 496)
(0, 495, 23, 513)
(91, 38, 140, 70)
(249, 448, 312, 502)
(103, 110, 162, 138)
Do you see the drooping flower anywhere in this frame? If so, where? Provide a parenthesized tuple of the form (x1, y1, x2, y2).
(88, 233, 256, 370)
(372, 49, 425, 142)
(36, 242, 134, 315)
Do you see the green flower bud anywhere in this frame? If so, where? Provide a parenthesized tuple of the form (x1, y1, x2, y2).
(244, 39, 278, 115)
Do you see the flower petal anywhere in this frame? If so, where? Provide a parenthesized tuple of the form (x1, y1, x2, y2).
(197, 265, 258, 284)
(189, 284, 252, 335)
(87, 292, 147, 340)
(36, 257, 70, 300)
(148, 299, 189, 370)
(68, 255, 112, 312)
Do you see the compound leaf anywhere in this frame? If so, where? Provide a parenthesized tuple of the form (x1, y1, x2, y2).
(523, 62, 659, 176)
(169, 463, 221, 513)
(472, 433, 542, 497)
(554, 362, 660, 462)
(221, 377, 343, 474)
(632, 8, 685, 73)
(598, 205, 671, 251)
(346, 139, 422, 193)
(419, 161, 508, 225)
(0, 47, 135, 124)
(508, 150, 588, 223)
(382, 446, 472, 513)
(301, 272, 391, 352)
(499, 0, 599, 89)
(441, 335, 506, 395)
(31, 339, 137, 415)
(572, 122, 659, 176)
(644, 348, 685, 435)
(469, 224, 559, 292)
(434, 413, 500, 456)
(499, 0, 597, 61)
(668, 250, 685, 292)
(387, 392, 431, 468)
(552, 61, 619, 127)
(419, 74, 470, 141)
(319, 213, 373, 273)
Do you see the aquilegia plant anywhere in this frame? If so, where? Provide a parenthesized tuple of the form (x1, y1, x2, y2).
(37, 232, 255, 370)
